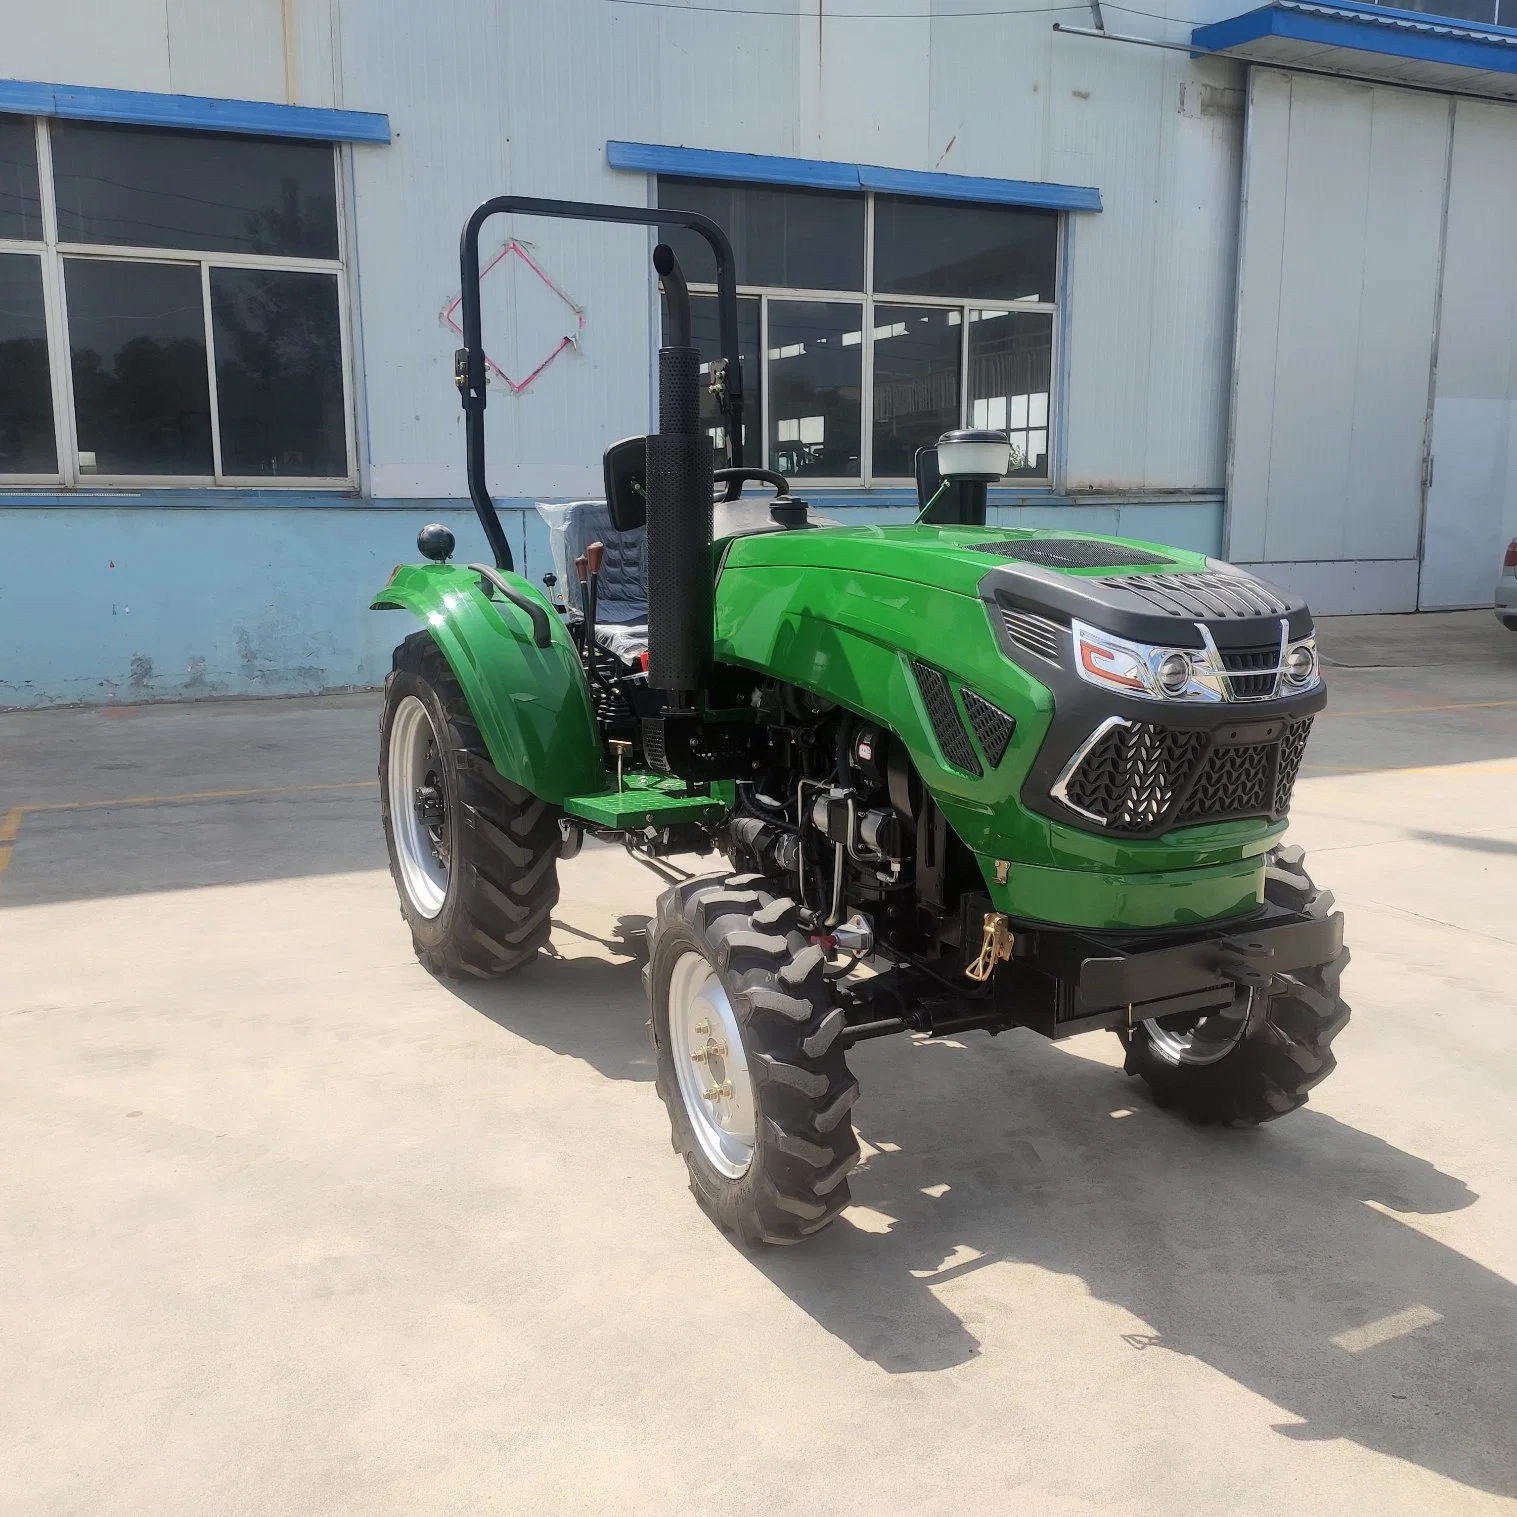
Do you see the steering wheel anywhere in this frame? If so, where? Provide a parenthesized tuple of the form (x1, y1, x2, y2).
(714, 466, 791, 503)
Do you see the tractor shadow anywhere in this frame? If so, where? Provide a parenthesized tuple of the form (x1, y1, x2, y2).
(439, 912, 655, 1083)
(438, 916, 1515, 1498)
(750, 1032, 1517, 1499)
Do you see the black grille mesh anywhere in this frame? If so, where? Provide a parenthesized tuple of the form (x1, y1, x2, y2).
(911, 660, 982, 776)
(1175, 742, 1274, 824)
(969, 539, 1174, 569)
(1274, 718, 1313, 809)
(1064, 724, 1209, 829)
(1061, 717, 1315, 833)
(1220, 642, 1282, 701)
(1101, 571, 1292, 619)
(961, 689, 1016, 768)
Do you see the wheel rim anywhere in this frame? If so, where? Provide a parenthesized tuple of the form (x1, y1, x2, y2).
(667, 951, 756, 1179)
(388, 695, 450, 919)
(1144, 990, 1255, 1067)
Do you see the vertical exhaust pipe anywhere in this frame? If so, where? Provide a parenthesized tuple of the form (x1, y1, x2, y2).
(644, 244, 713, 708)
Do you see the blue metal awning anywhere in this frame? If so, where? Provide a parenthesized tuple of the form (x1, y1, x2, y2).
(1192, 0, 1517, 100)
(606, 140, 1102, 214)
(0, 77, 391, 143)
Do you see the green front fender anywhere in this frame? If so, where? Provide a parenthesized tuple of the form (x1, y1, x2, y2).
(372, 563, 606, 804)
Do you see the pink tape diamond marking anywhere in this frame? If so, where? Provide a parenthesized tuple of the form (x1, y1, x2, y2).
(443, 239, 587, 395)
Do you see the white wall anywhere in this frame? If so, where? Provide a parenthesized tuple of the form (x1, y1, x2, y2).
(4, 0, 1251, 504)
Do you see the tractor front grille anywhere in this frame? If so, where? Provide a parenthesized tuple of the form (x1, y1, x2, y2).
(1056, 717, 1314, 834)
(1219, 640, 1283, 701)
(1060, 722, 1209, 830)
(1174, 740, 1274, 824)
(1274, 719, 1313, 806)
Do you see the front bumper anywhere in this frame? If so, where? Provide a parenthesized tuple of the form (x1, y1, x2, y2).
(997, 901, 1345, 1039)
(1496, 572, 1517, 620)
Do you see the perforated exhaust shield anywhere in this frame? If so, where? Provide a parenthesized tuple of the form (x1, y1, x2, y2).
(645, 344, 713, 697)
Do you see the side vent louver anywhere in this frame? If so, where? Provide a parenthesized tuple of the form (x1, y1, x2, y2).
(1001, 607, 1063, 661)
(961, 689, 1016, 768)
(911, 660, 982, 777)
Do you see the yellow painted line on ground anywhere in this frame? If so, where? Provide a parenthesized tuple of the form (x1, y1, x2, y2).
(17, 778, 376, 816)
(0, 780, 376, 888)
(1331, 1304, 1443, 1354)
(0, 806, 20, 883)
(1302, 760, 1517, 777)
(1321, 698, 1517, 718)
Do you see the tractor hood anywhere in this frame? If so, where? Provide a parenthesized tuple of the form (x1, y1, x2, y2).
(718, 523, 1311, 650)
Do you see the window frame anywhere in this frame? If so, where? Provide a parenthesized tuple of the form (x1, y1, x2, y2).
(0, 116, 358, 489)
(674, 183, 1061, 489)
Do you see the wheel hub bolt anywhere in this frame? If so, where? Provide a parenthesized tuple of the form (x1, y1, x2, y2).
(701, 1081, 733, 1102)
(690, 1042, 728, 1063)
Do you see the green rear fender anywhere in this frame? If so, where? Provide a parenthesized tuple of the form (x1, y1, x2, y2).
(372, 563, 606, 804)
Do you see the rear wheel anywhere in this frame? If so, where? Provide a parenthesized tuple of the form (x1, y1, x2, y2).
(648, 875, 861, 1244)
(1119, 845, 1350, 1126)
(380, 631, 561, 978)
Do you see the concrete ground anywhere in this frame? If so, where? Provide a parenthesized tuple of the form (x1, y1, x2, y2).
(2, 611, 1515, 1515)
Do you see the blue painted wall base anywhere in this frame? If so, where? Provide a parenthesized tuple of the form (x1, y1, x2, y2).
(0, 496, 1223, 708)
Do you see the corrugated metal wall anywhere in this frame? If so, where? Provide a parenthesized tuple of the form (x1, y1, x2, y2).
(1226, 69, 1517, 611)
(1420, 97, 1517, 609)
(1226, 70, 1448, 612)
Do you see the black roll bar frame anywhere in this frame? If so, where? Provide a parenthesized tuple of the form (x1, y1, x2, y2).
(456, 197, 744, 572)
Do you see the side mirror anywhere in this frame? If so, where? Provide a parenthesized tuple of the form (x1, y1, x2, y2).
(936, 429, 1011, 483)
(602, 435, 648, 531)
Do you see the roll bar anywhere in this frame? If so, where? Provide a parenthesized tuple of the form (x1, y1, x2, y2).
(455, 197, 745, 572)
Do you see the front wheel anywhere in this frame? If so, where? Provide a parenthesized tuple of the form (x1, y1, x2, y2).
(1119, 845, 1350, 1126)
(380, 631, 561, 978)
(647, 876, 861, 1245)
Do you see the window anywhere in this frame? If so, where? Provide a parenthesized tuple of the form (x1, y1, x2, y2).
(659, 177, 1057, 484)
(0, 116, 352, 484)
(1371, 0, 1517, 24)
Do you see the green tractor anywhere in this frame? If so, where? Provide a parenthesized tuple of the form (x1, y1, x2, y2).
(374, 196, 1349, 1245)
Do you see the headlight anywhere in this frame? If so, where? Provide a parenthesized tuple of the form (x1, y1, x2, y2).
(1282, 637, 1319, 688)
(1072, 620, 1225, 703)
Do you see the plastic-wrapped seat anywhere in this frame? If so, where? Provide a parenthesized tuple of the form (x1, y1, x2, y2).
(537, 500, 648, 661)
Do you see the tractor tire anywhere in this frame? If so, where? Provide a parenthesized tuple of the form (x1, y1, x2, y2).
(1119, 844, 1350, 1126)
(647, 875, 861, 1245)
(380, 631, 560, 979)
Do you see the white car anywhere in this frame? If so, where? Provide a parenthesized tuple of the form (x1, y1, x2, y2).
(1500, 539, 1517, 631)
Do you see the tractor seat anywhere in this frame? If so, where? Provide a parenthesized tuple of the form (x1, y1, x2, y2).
(595, 621, 649, 665)
(560, 500, 647, 625)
